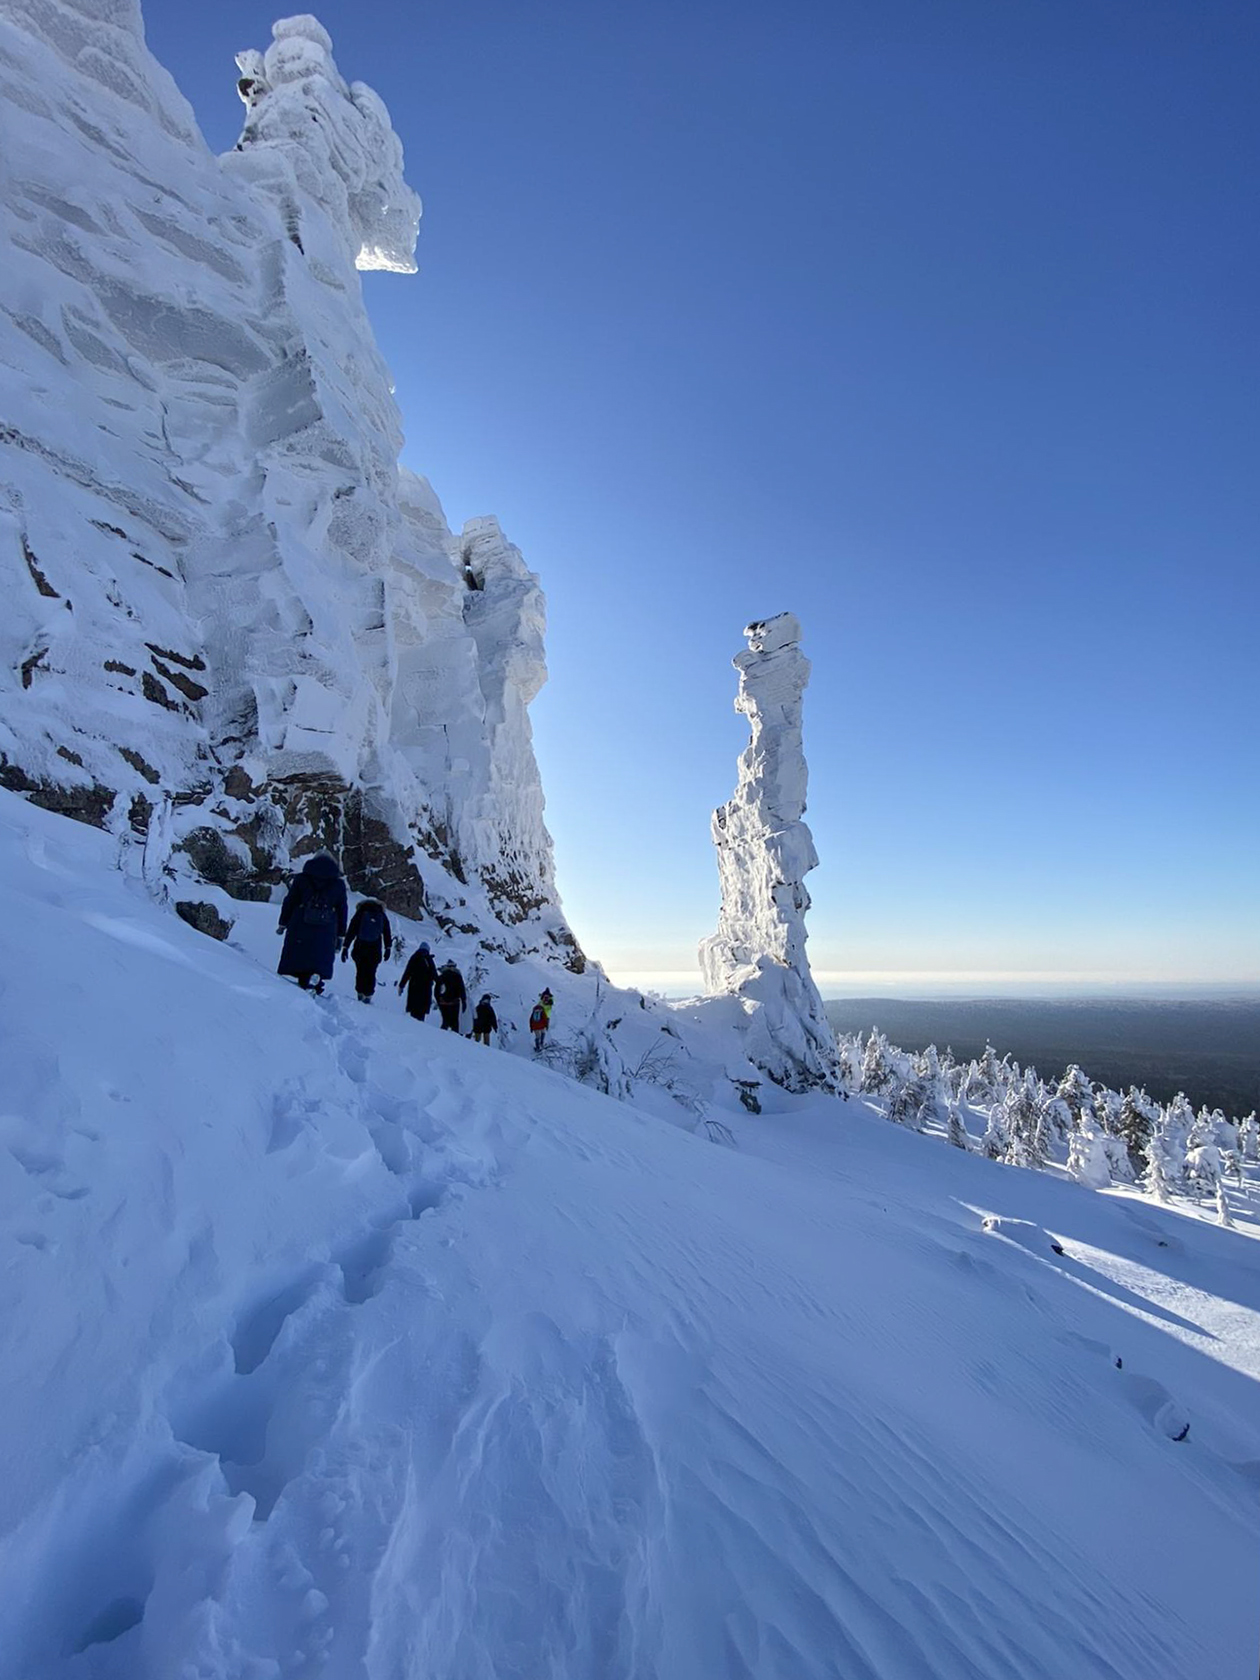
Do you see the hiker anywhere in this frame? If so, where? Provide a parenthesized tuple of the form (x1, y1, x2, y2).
(529, 992, 551, 1052)
(471, 995, 498, 1046)
(276, 853, 347, 994)
(397, 940, 438, 1021)
(341, 897, 393, 1003)
(434, 960, 467, 1032)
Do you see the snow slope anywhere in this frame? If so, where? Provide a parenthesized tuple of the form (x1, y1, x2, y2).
(3, 787, 1258, 1679)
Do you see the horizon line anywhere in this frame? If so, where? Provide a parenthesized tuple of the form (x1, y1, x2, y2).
(600, 967, 1260, 998)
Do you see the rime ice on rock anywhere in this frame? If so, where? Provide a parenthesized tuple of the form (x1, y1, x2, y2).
(699, 615, 839, 1091)
(0, 5, 579, 962)
(233, 15, 421, 274)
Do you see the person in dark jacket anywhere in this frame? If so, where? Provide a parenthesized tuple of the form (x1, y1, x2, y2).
(434, 961, 466, 1032)
(397, 941, 438, 1020)
(471, 995, 498, 1045)
(276, 854, 348, 992)
(341, 898, 393, 1002)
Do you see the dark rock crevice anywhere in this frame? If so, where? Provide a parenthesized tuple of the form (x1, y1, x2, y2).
(0, 758, 115, 828)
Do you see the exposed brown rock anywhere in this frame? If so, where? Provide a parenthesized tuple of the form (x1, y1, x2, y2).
(223, 765, 255, 800)
(128, 793, 153, 835)
(174, 901, 234, 941)
(341, 792, 426, 918)
(0, 758, 115, 828)
(150, 656, 208, 703)
(21, 534, 59, 599)
(178, 827, 272, 902)
(20, 646, 48, 689)
(141, 671, 179, 710)
(145, 643, 206, 672)
(118, 746, 161, 785)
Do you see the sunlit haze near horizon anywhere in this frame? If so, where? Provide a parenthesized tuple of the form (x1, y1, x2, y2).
(144, 0, 1259, 996)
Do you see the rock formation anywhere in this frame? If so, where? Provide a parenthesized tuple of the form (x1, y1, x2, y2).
(0, 6, 578, 963)
(699, 614, 839, 1090)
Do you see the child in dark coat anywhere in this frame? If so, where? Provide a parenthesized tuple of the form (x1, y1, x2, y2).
(471, 995, 498, 1045)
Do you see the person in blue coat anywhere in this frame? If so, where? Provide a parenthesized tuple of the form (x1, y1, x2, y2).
(276, 853, 348, 993)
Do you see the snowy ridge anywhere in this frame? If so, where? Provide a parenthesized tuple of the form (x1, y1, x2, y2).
(700, 614, 840, 1091)
(0, 4, 576, 960)
(2, 790, 1258, 1678)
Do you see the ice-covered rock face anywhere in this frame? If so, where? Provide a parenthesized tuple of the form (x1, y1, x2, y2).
(234, 15, 421, 274)
(699, 615, 839, 1091)
(0, 5, 577, 961)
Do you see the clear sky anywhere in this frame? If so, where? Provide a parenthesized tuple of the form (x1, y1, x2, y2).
(144, 0, 1259, 994)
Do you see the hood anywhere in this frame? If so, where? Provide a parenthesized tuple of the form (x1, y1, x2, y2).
(301, 853, 341, 879)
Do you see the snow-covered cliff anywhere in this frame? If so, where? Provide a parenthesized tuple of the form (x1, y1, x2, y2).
(0, 5, 577, 962)
(699, 614, 839, 1090)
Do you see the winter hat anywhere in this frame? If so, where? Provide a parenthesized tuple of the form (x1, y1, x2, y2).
(419, 941, 430, 952)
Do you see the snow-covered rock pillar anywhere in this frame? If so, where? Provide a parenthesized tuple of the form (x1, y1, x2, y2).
(699, 614, 839, 1091)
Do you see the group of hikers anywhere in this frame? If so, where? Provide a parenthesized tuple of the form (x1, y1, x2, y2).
(275, 852, 554, 1049)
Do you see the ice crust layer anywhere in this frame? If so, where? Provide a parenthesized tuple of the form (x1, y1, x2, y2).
(0, 5, 574, 959)
(700, 614, 839, 1089)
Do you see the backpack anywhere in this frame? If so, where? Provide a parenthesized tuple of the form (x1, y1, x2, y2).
(301, 878, 338, 928)
(356, 904, 385, 944)
(529, 1005, 547, 1031)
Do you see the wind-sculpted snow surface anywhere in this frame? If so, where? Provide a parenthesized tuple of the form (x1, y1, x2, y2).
(700, 614, 840, 1090)
(2, 790, 1259, 1679)
(0, 4, 575, 959)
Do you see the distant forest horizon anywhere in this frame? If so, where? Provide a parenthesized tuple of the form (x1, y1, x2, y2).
(823, 998, 1260, 1120)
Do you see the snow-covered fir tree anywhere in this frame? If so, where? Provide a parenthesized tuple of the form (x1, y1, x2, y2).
(1144, 1134, 1176, 1203)
(1155, 1094, 1196, 1189)
(1145, 1097, 1194, 1196)
(1001, 1071, 1048, 1168)
(835, 1035, 862, 1092)
(860, 1029, 896, 1095)
(1186, 1140, 1224, 1199)
(888, 1074, 928, 1129)
(1067, 1104, 1112, 1189)
(1239, 1112, 1258, 1161)
(980, 1102, 1011, 1161)
(912, 1044, 951, 1129)
(963, 1045, 1006, 1107)
(946, 1101, 971, 1151)
(1116, 1087, 1159, 1179)
(1055, 1065, 1095, 1131)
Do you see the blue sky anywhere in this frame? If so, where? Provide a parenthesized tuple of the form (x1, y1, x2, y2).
(145, 0, 1259, 993)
